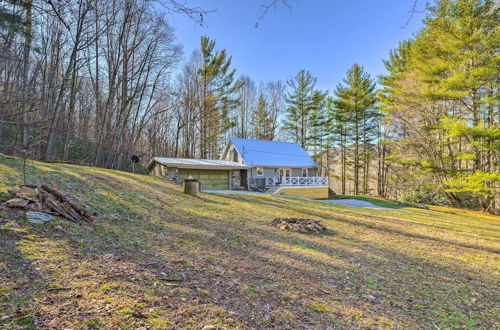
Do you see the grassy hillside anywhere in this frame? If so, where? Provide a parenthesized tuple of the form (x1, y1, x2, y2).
(1, 156, 499, 329)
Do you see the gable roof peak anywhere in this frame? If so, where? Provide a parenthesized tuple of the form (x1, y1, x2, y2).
(228, 137, 316, 168)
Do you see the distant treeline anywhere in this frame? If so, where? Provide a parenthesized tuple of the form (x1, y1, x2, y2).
(0, 0, 498, 212)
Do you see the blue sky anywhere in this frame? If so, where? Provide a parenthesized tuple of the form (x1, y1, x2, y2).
(168, 1, 426, 91)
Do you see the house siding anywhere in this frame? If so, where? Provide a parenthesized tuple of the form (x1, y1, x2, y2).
(150, 163, 166, 176)
(247, 167, 317, 180)
(249, 167, 278, 180)
(223, 144, 244, 164)
(149, 162, 231, 190)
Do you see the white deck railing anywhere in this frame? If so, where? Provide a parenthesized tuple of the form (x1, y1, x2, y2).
(264, 176, 328, 187)
(282, 177, 328, 186)
(265, 177, 277, 186)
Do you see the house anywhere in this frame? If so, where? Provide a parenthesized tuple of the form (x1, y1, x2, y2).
(221, 138, 321, 188)
(148, 138, 328, 198)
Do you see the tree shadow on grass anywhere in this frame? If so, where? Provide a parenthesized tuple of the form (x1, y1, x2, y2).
(5, 192, 498, 329)
(1, 159, 498, 328)
(0, 216, 47, 329)
(216, 194, 500, 254)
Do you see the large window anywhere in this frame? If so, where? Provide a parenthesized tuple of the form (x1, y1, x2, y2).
(256, 167, 264, 176)
(232, 149, 238, 162)
(301, 168, 308, 177)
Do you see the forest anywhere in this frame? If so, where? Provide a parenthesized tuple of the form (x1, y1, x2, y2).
(0, 0, 498, 213)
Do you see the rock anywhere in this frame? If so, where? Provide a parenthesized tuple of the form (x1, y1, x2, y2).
(27, 203, 42, 211)
(20, 185, 38, 197)
(6, 198, 29, 208)
(26, 211, 55, 224)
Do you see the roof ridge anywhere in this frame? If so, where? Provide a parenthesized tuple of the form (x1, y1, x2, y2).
(230, 137, 300, 145)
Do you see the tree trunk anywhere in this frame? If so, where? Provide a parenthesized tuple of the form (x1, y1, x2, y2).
(21, 0, 33, 145)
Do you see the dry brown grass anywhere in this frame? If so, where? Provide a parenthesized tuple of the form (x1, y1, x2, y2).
(1, 156, 499, 329)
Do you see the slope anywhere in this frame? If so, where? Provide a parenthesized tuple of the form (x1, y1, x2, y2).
(0, 156, 499, 329)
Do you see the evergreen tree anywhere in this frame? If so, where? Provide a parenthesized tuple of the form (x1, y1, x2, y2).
(379, 0, 499, 211)
(285, 70, 317, 149)
(308, 90, 328, 154)
(412, 0, 499, 172)
(198, 36, 243, 158)
(334, 64, 377, 195)
(253, 94, 273, 140)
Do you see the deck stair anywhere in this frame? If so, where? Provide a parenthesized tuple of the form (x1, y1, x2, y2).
(267, 186, 281, 194)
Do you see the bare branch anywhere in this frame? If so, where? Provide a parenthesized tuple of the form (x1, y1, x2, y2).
(256, 0, 291, 28)
(157, 0, 216, 26)
(401, 0, 428, 28)
(44, 0, 71, 31)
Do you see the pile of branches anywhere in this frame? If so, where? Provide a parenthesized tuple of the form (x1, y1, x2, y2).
(270, 218, 326, 233)
(3, 184, 96, 224)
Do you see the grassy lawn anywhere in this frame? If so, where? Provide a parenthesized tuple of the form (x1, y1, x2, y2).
(1, 156, 499, 329)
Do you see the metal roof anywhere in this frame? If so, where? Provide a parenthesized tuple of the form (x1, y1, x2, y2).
(229, 138, 317, 168)
(150, 157, 248, 170)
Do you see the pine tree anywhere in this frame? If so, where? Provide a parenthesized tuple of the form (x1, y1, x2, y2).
(334, 64, 377, 195)
(379, 0, 499, 211)
(308, 90, 327, 154)
(412, 0, 499, 172)
(285, 70, 317, 149)
(198, 36, 243, 158)
(253, 94, 273, 140)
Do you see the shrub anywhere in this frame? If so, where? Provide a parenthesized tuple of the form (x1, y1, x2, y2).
(400, 185, 450, 206)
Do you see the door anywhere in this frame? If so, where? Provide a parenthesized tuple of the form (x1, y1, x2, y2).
(240, 169, 247, 188)
(279, 168, 291, 183)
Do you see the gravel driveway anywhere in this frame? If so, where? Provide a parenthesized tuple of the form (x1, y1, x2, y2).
(315, 199, 393, 210)
(203, 190, 393, 210)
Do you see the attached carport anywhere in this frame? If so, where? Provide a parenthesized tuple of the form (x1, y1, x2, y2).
(147, 157, 248, 190)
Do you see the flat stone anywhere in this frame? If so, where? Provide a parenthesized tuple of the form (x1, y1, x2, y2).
(6, 198, 29, 208)
(20, 185, 38, 197)
(26, 211, 55, 224)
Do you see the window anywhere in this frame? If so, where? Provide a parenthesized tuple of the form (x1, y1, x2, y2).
(301, 168, 308, 177)
(256, 167, 264, 176)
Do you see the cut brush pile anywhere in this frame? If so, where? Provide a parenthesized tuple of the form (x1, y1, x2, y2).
(2, 184, 96, 224)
